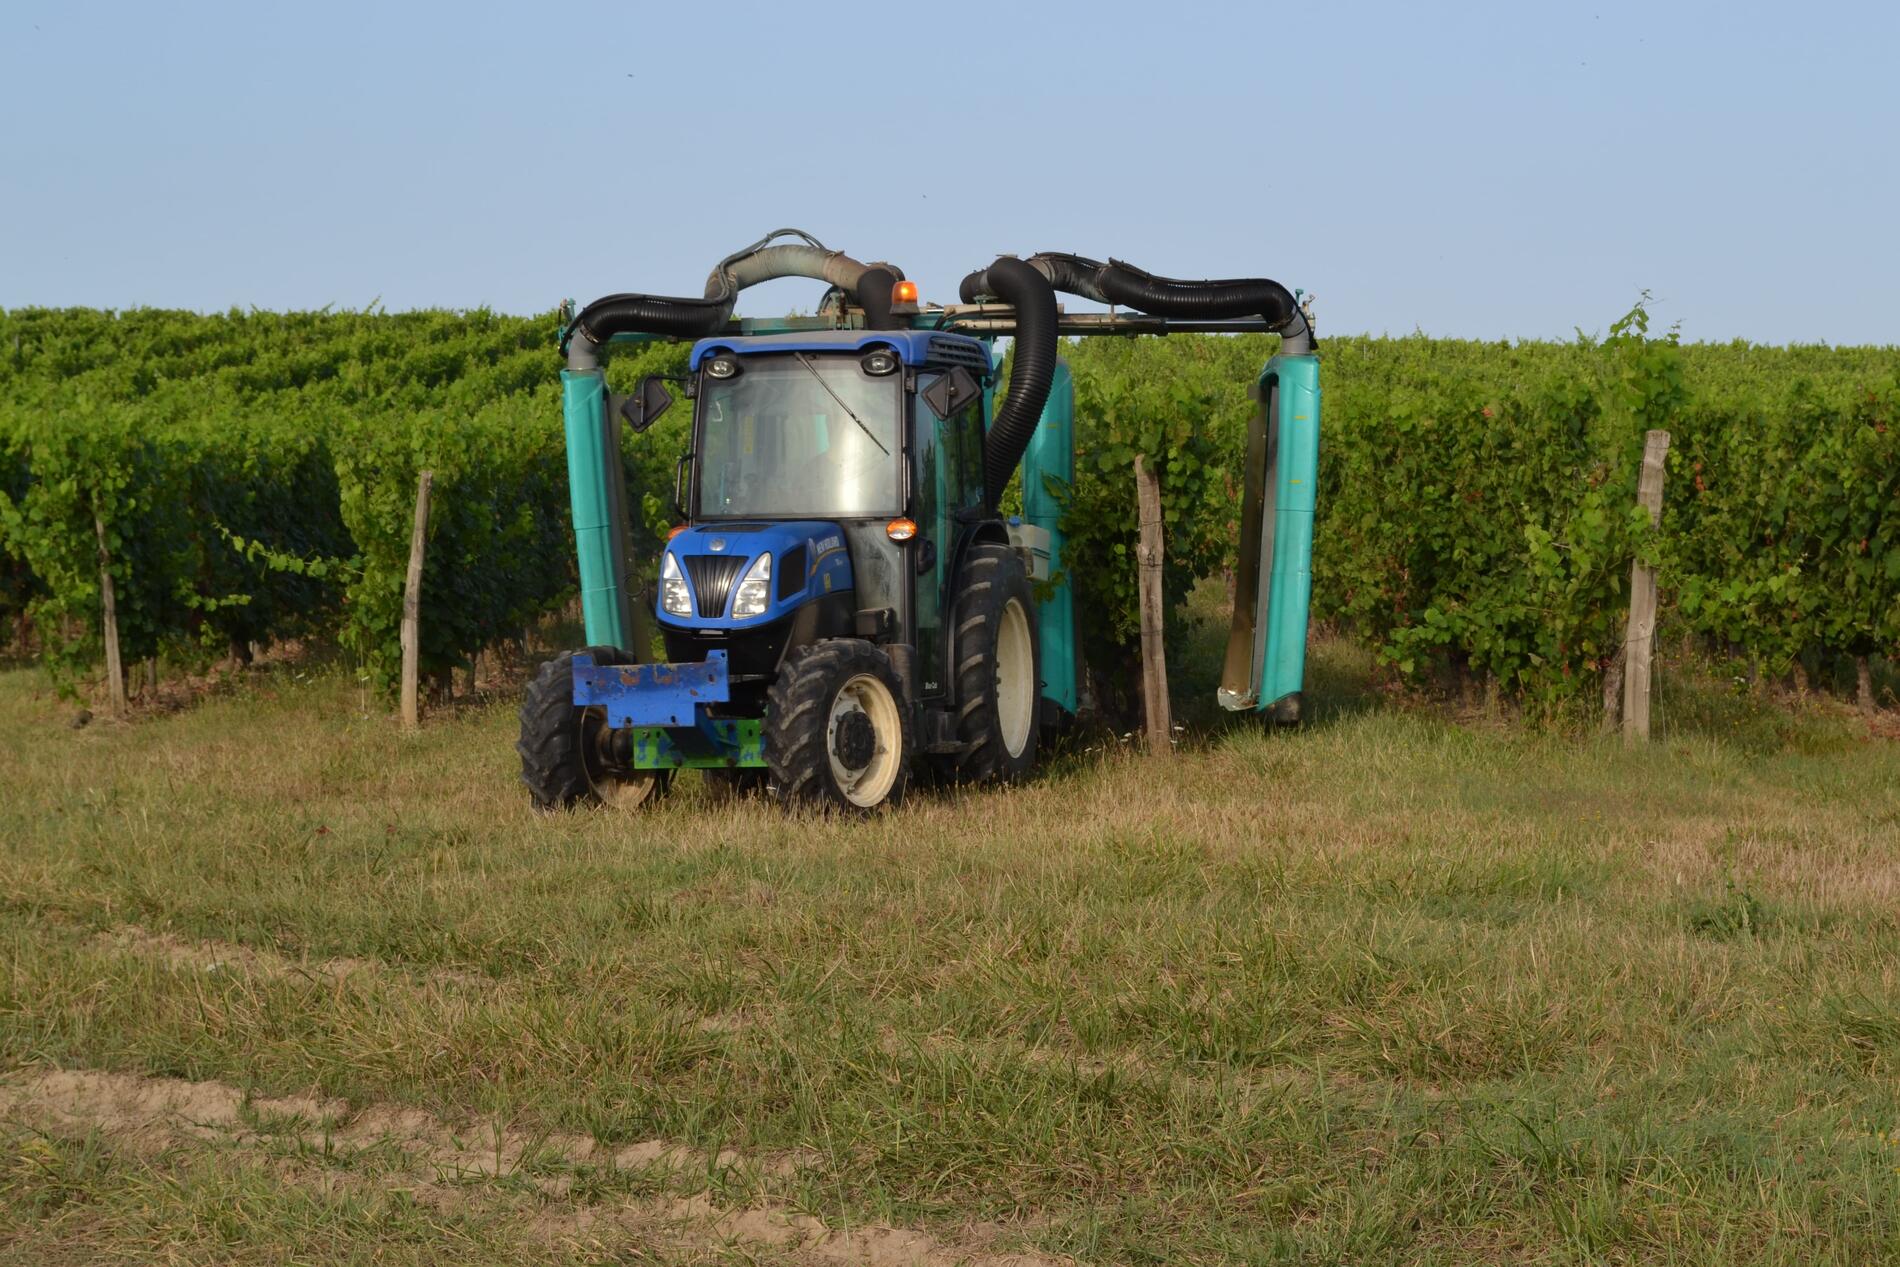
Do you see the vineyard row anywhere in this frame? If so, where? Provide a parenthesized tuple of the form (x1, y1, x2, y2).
(1, 306, 1894, 711)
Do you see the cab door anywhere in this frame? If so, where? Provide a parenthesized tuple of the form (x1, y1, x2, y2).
(911, 370, 986, 699)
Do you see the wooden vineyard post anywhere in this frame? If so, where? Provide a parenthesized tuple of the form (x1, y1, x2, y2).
(1134, 454, 1172, 758)
(399, 469, 433, 732)
(1622, 430, 1670, 745)
(94, 512, 127, 720)
(1599, 647, 1624, 735)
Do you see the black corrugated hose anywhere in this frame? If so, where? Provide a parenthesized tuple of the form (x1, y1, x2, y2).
(1026, 252, 1312, 354)
(571, 264, 898, 346)
(957, 257, 1060, 509)
(1100, 259, 1306, 341)
(568, 290, 732, 347)
(563, 229, 908, 367)
(956, 249, 1313, 502)
(857, 267, 898, 331)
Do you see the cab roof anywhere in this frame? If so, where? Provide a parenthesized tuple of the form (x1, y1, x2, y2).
(688, 329, 990, 372)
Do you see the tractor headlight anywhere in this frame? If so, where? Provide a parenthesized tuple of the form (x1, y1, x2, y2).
(661, 552, 692, 617)
(731, 552, 772, 619)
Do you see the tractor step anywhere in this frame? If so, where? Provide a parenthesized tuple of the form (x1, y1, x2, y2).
(920, 708, 963, 755)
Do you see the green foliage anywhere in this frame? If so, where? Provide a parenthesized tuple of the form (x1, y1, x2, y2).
(1329, 303, 1687, 707)
(1057, 334, 1264, 689)
(0, 306, 582, 695)
(1, 302, 1893, 711)
(1669, 374, 1899, 673)
(329, 391, 573, 693)
(0, 392, 181, 681)
(1059, 302, 1897, 709)
(0, 412, 37, 643)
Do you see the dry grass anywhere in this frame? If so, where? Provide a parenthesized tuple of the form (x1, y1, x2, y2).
(2, 634, 1898, 1264)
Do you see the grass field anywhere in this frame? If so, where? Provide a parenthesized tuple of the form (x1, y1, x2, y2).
(3, 633, 1899, 1265)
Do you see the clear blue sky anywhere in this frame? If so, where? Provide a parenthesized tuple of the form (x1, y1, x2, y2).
(3, 1, 1895, 343)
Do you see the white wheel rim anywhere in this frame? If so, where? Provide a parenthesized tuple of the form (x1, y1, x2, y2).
(996, 597, 1034, 759)
(826, 673, 903, 807)
(580, 706, 664, 808)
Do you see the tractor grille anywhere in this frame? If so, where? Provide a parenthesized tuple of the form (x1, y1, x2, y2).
(928, 336, 990, 372)
(683, 554, 747, 618)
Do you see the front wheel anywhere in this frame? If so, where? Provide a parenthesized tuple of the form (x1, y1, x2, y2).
(517, 648, 668, 811)
(764, 639, 912, 812)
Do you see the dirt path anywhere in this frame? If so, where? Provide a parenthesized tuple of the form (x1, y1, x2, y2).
(0, 1066, 1066, 1267)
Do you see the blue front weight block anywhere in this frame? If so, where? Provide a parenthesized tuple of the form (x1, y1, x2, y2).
(571, 650, 731, 728)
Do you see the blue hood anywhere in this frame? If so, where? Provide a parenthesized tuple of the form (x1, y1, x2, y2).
(658, 520, 851, 629)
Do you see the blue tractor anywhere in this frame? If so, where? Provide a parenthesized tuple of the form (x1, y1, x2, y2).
(518, 230, 1319, 811)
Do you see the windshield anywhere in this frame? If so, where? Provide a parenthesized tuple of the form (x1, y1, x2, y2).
(694, 354, 902, 518)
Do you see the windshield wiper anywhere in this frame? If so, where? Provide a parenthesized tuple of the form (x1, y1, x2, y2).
(793, 352, 889, 455)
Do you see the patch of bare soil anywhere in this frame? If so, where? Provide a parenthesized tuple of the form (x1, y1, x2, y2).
(1, 1067, 1066, 1266)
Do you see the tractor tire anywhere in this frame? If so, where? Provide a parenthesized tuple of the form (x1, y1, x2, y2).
(517, 647, 668, 811)
(944, 544, 1040, 785)
(763, 639, 912, 811)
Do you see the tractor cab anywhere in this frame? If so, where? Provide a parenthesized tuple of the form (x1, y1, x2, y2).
(659, 331, 996, 718)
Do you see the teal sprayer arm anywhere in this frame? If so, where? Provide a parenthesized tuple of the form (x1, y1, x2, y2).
(1022, 361, 1077, 714)
(1220, 350, 1320, 721)
(1257, 352, 1319, 715)
(560, 367, 637, 652)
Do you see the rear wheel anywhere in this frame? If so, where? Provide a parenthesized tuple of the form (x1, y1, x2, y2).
(944, 544, 1040, 785)
(764, 639, 911, 811)
(517, 648, 669, 811)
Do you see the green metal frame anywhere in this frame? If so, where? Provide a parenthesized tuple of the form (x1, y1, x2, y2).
(627, 719, 765, 769)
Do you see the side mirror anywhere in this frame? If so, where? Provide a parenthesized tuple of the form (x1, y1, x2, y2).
(921, 366, 981, 420)
(621, 376, 674, 432)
